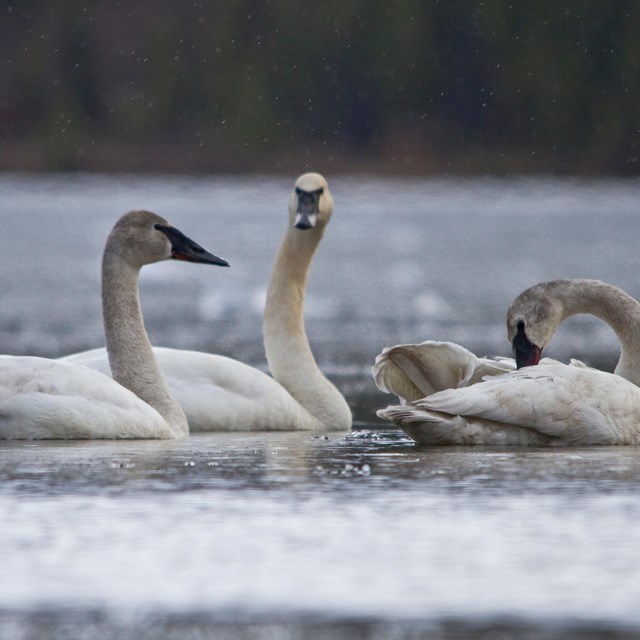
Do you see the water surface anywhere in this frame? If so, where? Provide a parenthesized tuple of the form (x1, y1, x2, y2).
(3, 432, 640, 638)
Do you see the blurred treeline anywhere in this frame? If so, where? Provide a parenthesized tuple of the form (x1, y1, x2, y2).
(1, 1, 639, 174)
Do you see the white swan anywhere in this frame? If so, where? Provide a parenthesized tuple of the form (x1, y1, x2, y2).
(62, 173, 352, 432)
(372, 278, 638, 405)
(377, 279, 640, 446)
(0, 210, 228, 439)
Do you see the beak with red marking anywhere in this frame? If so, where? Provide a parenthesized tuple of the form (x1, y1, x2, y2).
(154, 224, 229, 267)
(512, 320, 541, 368)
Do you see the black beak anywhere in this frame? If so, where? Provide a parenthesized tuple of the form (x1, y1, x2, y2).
(154, 224, 230, 267)
(295, 187, 323, 230)
(512, 322, 541, 368)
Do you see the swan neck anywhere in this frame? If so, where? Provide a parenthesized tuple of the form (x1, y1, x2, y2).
(102, 251, 188, 436)
(558, 279, 640, 384)
(264, 227, 323, 370)
(263, 224, 351, 430)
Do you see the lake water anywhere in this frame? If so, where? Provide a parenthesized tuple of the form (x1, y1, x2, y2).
(1, 173, 640, 638)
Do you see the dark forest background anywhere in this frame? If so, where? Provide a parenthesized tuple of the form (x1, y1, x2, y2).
(1, 1, 639, 174)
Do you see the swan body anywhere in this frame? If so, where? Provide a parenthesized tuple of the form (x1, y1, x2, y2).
(0, 357, 171, 439)
(62, 173, 352, 432)
(63, 347, 315, 431)
(376, 279, 640, 446)
(379, 364, 640, 446)
(1, 210, 228, 439)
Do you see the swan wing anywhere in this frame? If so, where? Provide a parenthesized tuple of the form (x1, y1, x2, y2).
(372, 341, 514, 402)
(379, 364, 640, 446)
(0, 356, 169, 439)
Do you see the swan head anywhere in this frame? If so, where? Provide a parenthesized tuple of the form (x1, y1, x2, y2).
(106, 210, 230, 269)
(289, 172, 333, 231)
(506, 282, 565, 368)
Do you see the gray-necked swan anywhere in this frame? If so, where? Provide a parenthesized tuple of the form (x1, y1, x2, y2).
(376, 279, 640, 446)
(62, 173, 352, 432)
(0, 210, 228, 440)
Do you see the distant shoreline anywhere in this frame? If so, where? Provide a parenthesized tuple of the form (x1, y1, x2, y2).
(1, 139, 637, 176)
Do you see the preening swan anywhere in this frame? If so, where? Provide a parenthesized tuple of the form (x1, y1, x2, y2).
(373, 278, 638, 405)
(62, 173, 352, 432)
(376, 279, 640, 446)
(0, 210, 228, 440)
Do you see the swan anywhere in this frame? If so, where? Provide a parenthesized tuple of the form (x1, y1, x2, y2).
(373, 278, 638, 404)
(376, 279, 640, 445)
(61, 173, 352, 432)
(0, 210, 228, 439)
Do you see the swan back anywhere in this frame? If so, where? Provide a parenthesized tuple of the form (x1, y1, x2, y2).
(372, 341, 515, 403)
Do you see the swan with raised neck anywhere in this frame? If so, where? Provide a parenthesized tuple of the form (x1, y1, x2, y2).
(263, 172, 352, 429)
(0, 210, 228, 439)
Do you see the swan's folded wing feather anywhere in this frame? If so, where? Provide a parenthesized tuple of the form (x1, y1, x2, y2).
(372, 341, 482, 402)
(377, 407, 554, 445)
(154, 348, 314, 431)
(414, 365, 640, 445)
(468, 356, 515, 384)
